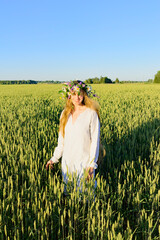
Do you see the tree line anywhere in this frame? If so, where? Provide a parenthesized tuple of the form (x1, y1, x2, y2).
(0, 71, 160, 84)
(0, 80, 37, 85)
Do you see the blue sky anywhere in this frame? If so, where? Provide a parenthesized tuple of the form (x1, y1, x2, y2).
(0, 0, 160, 81)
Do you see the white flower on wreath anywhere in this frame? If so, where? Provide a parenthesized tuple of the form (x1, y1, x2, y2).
(87, 86, 92, 92)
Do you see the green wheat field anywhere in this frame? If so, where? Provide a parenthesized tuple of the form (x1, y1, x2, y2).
(0, 83, 160, 240)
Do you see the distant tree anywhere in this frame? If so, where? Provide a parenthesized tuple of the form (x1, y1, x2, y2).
(85, 78, 93, 84)
(99, 76, 112, 83)
(92, 77, 99, 84)
(115, 78, 120, 83)
(153, 71, 160, 83)
(147, 79, 153, 83)
(105, 77, 112, 83)
(85, 76, 112, 84)
(99, 76, 105, 83)
(27, 80, 37, 84)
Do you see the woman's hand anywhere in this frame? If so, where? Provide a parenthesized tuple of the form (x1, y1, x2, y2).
(46, 160, 54, 170)
(86, 167, 94, 181)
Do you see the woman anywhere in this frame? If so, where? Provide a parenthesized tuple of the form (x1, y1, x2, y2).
(46, 80, 100, 188)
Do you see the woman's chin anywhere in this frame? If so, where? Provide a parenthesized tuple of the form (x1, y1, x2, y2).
(74, 102, 81, 106)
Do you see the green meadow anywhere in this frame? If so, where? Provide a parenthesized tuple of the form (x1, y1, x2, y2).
(0, 83, 160, 239)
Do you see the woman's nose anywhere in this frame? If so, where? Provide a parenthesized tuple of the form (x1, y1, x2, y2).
(75, 94, 79, 99)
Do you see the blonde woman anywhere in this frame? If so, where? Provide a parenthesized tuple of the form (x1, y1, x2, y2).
(46, 80, 100, 187)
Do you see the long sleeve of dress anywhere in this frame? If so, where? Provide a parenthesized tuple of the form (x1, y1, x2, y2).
(88, 111, 100, 169)
(50, 111, 64, 163)
(50, 131, 64, 163)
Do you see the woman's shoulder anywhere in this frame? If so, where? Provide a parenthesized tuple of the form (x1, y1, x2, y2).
(86, 107, 99, 118)
(86, 107, 96, 113)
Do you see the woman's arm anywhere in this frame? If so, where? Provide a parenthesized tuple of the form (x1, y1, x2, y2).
(46, 131, 64, 170)
(88, 111, 100, 170)
(46, 111, 64, 170)
(50, 131, 64, 163)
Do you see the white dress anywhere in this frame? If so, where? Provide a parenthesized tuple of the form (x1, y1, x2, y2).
(50, 107, 100, 185)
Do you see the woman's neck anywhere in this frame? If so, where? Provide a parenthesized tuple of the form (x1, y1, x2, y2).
(73, 104, 86, 112)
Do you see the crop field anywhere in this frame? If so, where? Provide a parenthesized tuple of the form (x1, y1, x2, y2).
(0, 83, 160, 239)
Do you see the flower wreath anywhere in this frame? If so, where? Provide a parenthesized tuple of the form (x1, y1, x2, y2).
(59, 80, 99, 99)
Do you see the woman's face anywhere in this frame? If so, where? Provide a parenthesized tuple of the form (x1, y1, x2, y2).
(71, 90, 84, 106)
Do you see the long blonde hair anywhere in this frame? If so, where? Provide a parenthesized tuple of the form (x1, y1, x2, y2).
(59, 91, 100, 137)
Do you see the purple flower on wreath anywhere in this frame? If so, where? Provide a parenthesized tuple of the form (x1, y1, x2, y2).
(93, 93, 99, 98)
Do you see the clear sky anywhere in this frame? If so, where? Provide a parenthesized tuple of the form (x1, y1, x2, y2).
(0, 0, 160, 82)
